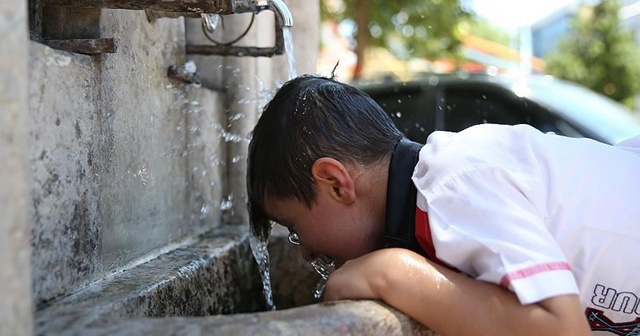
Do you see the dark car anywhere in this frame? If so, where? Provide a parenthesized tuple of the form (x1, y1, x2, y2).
(356, 73, 640, 145)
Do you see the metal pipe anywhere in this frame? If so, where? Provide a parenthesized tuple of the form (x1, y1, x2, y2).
(229, 0, 293, 28)
(266, 0, 293, 27)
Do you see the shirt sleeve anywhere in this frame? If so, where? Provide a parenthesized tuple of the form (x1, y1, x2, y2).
(414, 165, 579, 305)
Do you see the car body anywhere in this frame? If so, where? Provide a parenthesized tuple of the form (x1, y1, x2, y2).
(356, 73, 640, 145)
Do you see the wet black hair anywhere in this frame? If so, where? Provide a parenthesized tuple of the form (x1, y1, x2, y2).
(247, 74, 403, 240)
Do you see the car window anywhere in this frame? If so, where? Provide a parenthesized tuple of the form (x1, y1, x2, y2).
(442, 87, 532, 132)
(367, 87, 436, 142)
(440, 86, 579, 138)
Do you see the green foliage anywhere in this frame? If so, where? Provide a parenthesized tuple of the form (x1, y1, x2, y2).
(321, 0, 470, 61)
(545, 0, 640, 108)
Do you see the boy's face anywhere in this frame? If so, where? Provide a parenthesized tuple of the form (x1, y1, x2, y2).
(263, 181, 385, 267)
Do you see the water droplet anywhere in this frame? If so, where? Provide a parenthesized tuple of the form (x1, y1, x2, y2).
(200, 204, 210, 214)
(220, 196, 233, 211)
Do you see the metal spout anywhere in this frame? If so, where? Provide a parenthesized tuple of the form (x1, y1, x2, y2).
(266, 0, 293, 27)
(192, 0, 293, 56)
(227, 0, 293, 27)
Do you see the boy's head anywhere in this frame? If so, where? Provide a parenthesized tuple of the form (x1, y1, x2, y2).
(247, 75, 403, 259)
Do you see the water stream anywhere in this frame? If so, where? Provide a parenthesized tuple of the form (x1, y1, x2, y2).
(249, 228, 275, 310)
(311, 257, 335, 299)
(247, 27, 299, 311)
(283, 27, 297, 79)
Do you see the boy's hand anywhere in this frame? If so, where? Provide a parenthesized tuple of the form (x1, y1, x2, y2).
(323, 248, 591, 336)
(324, 248, 416, 301)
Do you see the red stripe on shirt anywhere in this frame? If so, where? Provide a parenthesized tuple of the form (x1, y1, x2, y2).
(499, 262, 572, 288)
(415, 208, 452, 269)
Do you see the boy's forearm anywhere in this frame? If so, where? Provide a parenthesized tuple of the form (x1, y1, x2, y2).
(374, 250, 591, 336)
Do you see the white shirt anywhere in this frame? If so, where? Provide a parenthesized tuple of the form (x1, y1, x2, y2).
(412, 124, 640, 329)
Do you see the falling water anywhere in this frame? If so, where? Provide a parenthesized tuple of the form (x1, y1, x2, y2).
(249, 228, 276, 310)
(246, 27, 300, 312)
(311, 257, 335, 299)
(283, 27, 297, 79)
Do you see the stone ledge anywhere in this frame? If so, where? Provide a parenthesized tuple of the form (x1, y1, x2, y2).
(35, 225, 437, 336)
(58, 300, 437, 336)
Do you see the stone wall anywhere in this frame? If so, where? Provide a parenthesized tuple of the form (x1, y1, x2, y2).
(27, 5, 312, 306)
(0, 1, 33, 335)
(2, 0, 319, 333)
(27, 11, 216, 306)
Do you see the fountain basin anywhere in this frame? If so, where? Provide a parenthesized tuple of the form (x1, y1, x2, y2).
(34, 225, 436, 336)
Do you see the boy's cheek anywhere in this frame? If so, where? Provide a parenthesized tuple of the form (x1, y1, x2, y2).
(299, 246, 319, 262)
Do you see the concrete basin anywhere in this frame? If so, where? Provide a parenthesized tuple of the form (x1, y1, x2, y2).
(34, 225, 436, 336)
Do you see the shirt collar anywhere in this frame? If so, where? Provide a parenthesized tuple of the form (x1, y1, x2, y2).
(384, 137, 424, 249)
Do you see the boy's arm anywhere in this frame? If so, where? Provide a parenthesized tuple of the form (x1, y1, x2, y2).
(324, 248, 591, 336)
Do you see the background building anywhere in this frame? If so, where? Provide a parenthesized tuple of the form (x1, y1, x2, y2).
(530, 0, 640, 111)
(531, 0, 640, 58)
(621, 0, 640, 44)
(530, 3, 579, 59)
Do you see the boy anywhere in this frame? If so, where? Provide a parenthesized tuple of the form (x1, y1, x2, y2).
(247, 74, 640, 335)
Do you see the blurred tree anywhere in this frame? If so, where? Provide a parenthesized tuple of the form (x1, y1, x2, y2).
(321, 0, 471, 79)
(545, 0, 640, 109)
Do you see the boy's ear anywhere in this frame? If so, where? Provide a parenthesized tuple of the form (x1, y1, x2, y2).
(311, 157, 356, 205)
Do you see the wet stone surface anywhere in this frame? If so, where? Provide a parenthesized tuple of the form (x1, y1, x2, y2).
(35, 225, 438, 336)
